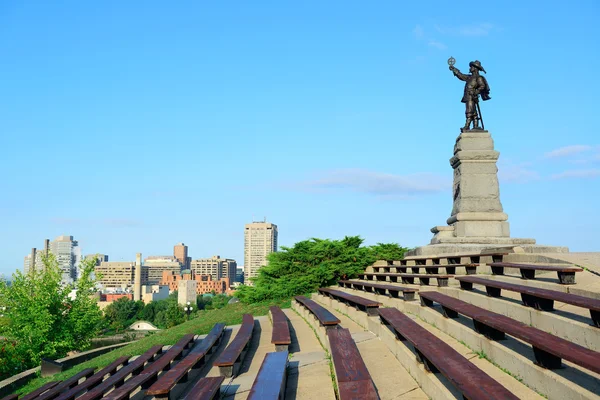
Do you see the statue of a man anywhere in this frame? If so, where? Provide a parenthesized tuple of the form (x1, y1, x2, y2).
(449, 60, 491, 132)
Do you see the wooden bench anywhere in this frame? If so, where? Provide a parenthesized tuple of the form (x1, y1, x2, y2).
(145, 324, 225, 399)
(419, 291, 600, 372)
(399, 252, 508, 266)
(327, 328, 377, 400)
(318, 288, 382, 316)
(294, 296, 340, 329)
(270, 306, 291, 352)
(34, 368, 95, 400)
(0, 395, 18, 400)
(338, 280, 418, 301)
(102, 334, 197, 400)
(488, 262, 583, 284)
(77, 345, 164, 400)
(54, 356, 130, 400)
(214, 314, 255, 377)
(378, 307, 518, 400)
(247, 351, 289, 400)
(19, 381, 60, 400)
(181, 376, 225, 400)
(359, 273, 453, 287)
(371, 264, 477, 275)
(455, 275, 600, 327)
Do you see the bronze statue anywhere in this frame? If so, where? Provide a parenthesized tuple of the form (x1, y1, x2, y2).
(448, 57, 491, 132)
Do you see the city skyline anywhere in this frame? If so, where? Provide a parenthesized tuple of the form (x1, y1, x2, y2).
(1, 2, 599, 276)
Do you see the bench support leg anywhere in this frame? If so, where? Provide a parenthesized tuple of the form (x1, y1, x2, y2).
(415, 349, 439, 373)
(491, 266, 504, 275)
(445, 266, 456, 275)
(419, 277, 430, 286)
(420, 297, 434, 307)
(591, 310, 600, 328)
(521, 294, 554, 311)
(486, 286, 502, 298)
(366, 307, 379, 317)
(219, 365, 234, 378)
(460, 281, 473, 290)
(557, 272, 576, 284)
(437, 278, 449, 287)
(521, 269, 536, 280)
(404, 292, 416, 302)
(473, 320, 505, 340)
(533, 347, 562, 369)
(442, 306, 459, 319)
(465, 266, 476, 275)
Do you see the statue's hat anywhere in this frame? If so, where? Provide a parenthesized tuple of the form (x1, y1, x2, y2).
(469, 60, 486, 73)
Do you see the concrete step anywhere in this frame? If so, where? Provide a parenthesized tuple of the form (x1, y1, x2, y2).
(308, 295, 429, 400)
(334, 286, 600, 400)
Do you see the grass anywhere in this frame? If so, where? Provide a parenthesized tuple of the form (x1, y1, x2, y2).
(15, 298, 290, 396)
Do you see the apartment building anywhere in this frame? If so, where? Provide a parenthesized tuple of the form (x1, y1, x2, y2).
(244, 221, 278, 285)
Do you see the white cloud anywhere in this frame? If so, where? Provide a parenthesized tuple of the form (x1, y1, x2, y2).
(296, 168, 450, 197)
(498, 163, 540, 183)
(550, 169, 600, 180)
(428, 40, 447, 50)
(436, 23, 494, 37)
(544, 145, 593, 159)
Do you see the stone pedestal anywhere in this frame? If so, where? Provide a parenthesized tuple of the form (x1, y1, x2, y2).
(431, 130, 535, 246)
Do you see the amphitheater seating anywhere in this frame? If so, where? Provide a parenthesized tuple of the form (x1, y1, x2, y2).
(0, 395, 18, 400)
(488, 262, 583, 284)
(419, 291, 600, 372)
(456, 275, 600, 327)
(77, 345, 163, 400)
(338, 280, 418, 301)
(247, 350, 289, 400)
(181, 376, 225, 400)
(270, 306, 291, 352)
(214, 314, 255, 378)
(327, 328, 377, 400)
(318, 288, 382, 316)
(398, 252, 508, 266)
(34, 368, 95, 400)
(359, 272, 452, 287)
(378, 307, 518, 400)
(144, 324, 225, 399)
(294, 296, 340, 328)
(54, 356, 130, 400)
(19, 381, 60, 400)
(371, 264, 478, 275)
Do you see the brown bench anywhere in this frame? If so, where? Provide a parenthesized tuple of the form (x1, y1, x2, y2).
(214, 314, 254, 378)
(419, 291, 600, 372)
(181, 376, 225, 400)
(102, 334, 196, 400)
(338, 280, 418, 301)
(270, 306, 291, 352)
(318, 288, 382, 316)
(378, 307, 518, 400)
(371, 264, 476, 275)
(398, 252, 508, 266)
(0, 396, 18, 400)
(456, 275, 600, 327)
(247, 350, 289, 400)
(328, 328, 377, 400)
(359, 273, 453, 287)
(19, 381, 60, 400)
(77, 345, 163, 400)
(294, 296, 340, 329)
(34, 368, 95, 400)
(144, 324, 225, 399)
(54, 356, 130, 400)
(488, 262, 583, 284)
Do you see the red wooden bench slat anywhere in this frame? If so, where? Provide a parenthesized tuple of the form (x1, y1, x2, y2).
(34, 368, 95, 400)
(362, 273, 453, 279)
(19, 381, 60, 400)
(318, 288, 382, 307)
(214, 314, 254, 367)
(327, 328, 377, 400)
(77, 345, 163, 400)
(419, 291, 600, 374)
(247, 351, 289, 400)
(338, 280, 418, 293)
(0, 395, 18, 400)
(54, 356, 130, 400)
(270, 307, 291, 346)
(489, 262, 582, 272)
(293, 296, 340, 326)
(181, 376, 225, 400)
(378, 308, 518, 400)
(145, 324, 226, 397)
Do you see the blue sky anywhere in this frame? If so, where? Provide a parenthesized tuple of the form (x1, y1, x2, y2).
(1, 1, 599, 276)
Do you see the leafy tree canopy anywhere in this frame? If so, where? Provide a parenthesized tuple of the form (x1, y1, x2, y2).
(236, 236, 409, 303)
(0, 254, 103, 378)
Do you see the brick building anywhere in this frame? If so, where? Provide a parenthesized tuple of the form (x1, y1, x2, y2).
(160, 270, 230, 295)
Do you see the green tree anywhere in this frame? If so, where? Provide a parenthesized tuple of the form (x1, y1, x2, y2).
(236, 236, 409, 303)
(0, 254, 103, 378)
(103, 297, 144, 332)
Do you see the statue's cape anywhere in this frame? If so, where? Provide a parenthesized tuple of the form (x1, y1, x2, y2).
(480, 76, 491, 101)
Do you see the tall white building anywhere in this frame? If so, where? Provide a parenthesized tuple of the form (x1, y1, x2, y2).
(190, 255, 237, 287)
(244, 221, 278, 285)
(50, 235, 81, 284)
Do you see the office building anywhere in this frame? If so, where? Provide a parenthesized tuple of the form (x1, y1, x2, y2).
(161, 270, 230, 295)
(244, 221, 278, 285)
(144, 256, 182, 285)
(84, 254, 109, 266)
(95, 261, 149, 290)
(190, 255, 237, 286)
(174, 243, 190, 270)
(236, 267, 244, 284)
